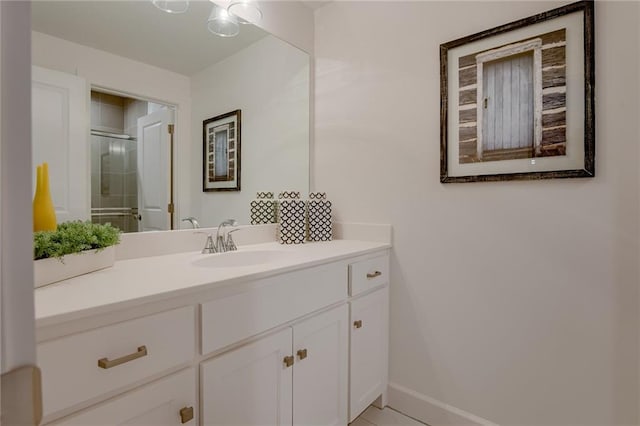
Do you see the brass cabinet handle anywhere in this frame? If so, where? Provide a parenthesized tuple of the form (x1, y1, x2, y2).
(354, 320, 363, 329)
(366, 271, 382, 279)
(180, 406, 194, 424)
(297, 349, 308, 360)
(283, 355, 294, 368)
(98, 345, 147, 369)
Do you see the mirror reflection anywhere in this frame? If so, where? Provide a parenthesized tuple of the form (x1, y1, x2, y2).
(31, 0, 310, 232)
(90, 93, 174, 232)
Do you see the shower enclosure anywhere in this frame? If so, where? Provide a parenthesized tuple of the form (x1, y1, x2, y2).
(90, 131, 139, 233)
(90, 90, 174, 233)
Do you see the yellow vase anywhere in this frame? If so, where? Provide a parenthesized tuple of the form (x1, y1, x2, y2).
(33, 162, 57, 232)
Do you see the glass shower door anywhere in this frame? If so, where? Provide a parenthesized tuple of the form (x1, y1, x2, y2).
(90, 134, 139, 232)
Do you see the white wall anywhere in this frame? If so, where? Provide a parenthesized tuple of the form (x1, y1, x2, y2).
(191, 35, 309, 227)
(31, 32, 194, 224)
(315, 1, 639, 425)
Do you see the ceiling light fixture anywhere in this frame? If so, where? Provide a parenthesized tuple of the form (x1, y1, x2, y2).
(227, 0, 262, 24)
(151, 0, 189, 14)
(207, 5, 240, 37)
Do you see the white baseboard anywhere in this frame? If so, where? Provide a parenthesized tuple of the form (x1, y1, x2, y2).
(387, 382, 499, 426)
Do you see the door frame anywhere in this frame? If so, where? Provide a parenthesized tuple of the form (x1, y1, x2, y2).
(475, 38, 543, 160)
(90, 85, 178, 231)
(1, 1, 43, 424)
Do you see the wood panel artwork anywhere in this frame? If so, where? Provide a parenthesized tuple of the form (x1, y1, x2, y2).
(440, 0, 594, 182)
(202, 110, 241, 192)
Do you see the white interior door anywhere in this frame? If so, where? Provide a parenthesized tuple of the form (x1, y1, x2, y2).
(32, 66, 89, 222)
(137, 109, 173, 232)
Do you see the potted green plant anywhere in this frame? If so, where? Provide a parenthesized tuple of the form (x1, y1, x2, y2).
(34, 221, 121, 288)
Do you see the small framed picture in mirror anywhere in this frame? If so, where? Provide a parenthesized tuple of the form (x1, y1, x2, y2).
(203, 110, 241, 192)
(440, 0, 594, 183)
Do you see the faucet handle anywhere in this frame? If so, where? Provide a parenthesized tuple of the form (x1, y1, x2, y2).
(225, 229, 240, 251)
(197, 232, 217, 254)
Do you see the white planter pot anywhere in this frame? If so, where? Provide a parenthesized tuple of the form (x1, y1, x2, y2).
(34, 246, 116, 288)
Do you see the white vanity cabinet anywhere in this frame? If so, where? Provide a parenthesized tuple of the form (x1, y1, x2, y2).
(201, 305, 349, 426)
(36, 244, 390, 426)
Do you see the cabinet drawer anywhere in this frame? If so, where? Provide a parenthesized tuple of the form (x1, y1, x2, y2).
(38, 306, 195, 417)
(349, 254, 389, 296)
(50, 368, 197, 425)
(201, 262, 347, 355)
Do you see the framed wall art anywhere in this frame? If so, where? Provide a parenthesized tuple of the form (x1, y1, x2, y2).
(203, 109, 241, 192)
(440, 0, 594, 183)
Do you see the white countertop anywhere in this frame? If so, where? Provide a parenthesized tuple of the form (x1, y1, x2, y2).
(35, 240, 390, 327)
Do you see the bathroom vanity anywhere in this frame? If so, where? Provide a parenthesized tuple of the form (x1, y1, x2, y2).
(35, 235, 390, 425)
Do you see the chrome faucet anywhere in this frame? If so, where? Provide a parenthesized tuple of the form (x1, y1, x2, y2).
(199, 219, 239, 254)
(182, 217, 200, 229)
(215, 219, 238, 253)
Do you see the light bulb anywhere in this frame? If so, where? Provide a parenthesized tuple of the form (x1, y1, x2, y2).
(227, 0, 262, 24)
(207, 6, 240, 37)
(151, 0, 189, 14)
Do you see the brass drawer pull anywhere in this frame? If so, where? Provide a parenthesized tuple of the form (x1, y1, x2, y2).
(98, 345, 147, 369)
(283, 355, 294, 368)
(180, 406, 194, 423)
(366, 271, 382, 279)
(354, 320, 363, 329)
(297, 349, 308, 360)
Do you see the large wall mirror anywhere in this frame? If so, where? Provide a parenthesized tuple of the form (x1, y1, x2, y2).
(31, 0, 310, 232)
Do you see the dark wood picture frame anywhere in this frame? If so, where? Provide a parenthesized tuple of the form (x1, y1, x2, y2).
(202, 110, 241, 192)
(440, 0, 594, 183)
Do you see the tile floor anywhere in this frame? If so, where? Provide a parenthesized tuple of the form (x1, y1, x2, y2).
(350, 405, 427, 426)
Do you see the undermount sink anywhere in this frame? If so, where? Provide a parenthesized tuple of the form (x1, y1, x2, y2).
(192, 250, 289, 268)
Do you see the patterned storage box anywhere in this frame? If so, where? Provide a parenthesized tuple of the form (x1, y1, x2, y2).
(277, 191, 306, 244)
(250, 192, 276, 225)
(307, 192, 332, 242)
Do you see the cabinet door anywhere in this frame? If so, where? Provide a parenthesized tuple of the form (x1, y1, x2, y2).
(349, 287, 389, 422)
(293, 304, 349, 426)
(51, 368, 197, 425)
(201, 328, 293, 426)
